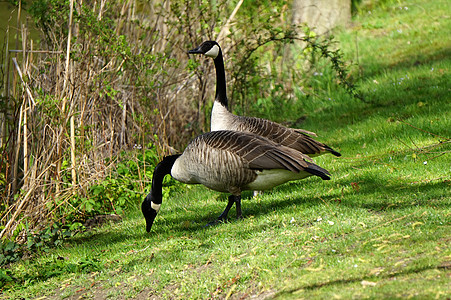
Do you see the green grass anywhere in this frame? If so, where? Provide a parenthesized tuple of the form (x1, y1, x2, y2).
(2, 0, 450, 298)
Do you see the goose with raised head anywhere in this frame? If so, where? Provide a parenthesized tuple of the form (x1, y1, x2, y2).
(187, 40, 341, 157)
(142, 130, 331, 232)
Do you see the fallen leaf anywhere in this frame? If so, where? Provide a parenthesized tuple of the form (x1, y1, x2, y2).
(395, 259, 408, 266)
(411, 221, 424, 229)
(369, 267, 385, 276)
(305, 266, 323, 272)
(351, 182, 360, 192)
(361, 280, 377, 287)
(305, 258, 324, 271)
(225, 284, 237, 300)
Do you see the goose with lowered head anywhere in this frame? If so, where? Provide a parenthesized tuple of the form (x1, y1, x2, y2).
(187, 40, 341, 157)
(142, 130, 331, 232)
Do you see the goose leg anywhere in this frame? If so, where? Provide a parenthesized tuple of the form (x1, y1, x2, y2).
(217, 195, 236, 222)
(207, 195, 241, 226)
(235, 196, 243, 219)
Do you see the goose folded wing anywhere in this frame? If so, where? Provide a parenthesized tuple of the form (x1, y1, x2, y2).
(225, 133, 312, 172)
(247, 145, 332, 180)
(236, 117, 326, 156)
(199, 131, 317, 173)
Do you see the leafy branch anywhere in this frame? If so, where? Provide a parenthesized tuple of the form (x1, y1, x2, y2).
(231, 25, 362, 106)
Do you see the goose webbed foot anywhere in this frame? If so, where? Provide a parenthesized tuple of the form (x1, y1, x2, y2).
(205, 218, 228, 227)
(206, 195, 242, 226)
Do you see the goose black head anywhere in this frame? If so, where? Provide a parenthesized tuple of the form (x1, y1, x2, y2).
(141, 193, 161, 233)
(188, 41, 221, 58)
(141, 155, 180, 233)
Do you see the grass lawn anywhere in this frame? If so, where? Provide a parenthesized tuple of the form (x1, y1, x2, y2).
(2, 0, 450, 298)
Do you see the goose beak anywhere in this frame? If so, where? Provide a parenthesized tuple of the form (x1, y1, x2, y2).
(141, 194, 159, 233)
(187, 46, 204, 54)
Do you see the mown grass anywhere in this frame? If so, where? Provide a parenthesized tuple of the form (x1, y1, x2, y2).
(2, 0, 450, 299)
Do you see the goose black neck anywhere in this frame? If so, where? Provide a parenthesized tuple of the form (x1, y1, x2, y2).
(150, 155, 180, 203)
(213, 49, 228, 109)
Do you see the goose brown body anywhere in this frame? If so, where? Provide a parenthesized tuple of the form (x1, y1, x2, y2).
(171, 130, 326, 195)
(142, 130, 330, 232)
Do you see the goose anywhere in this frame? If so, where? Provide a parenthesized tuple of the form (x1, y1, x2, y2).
(187, 40, 341, 158)
(142, 130, 331, 232)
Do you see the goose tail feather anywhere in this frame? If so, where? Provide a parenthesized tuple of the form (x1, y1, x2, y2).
(305, 163, 331, 180)
(325, 145, 341, 157)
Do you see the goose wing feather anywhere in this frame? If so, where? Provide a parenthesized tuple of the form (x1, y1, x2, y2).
(173, 130, 331, 194)
(232, 115, 341, 157)
(195, 130, 312, 172)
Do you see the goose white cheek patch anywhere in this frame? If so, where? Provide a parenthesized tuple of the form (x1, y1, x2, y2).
(151, 201, 161, 212)
(205, 45, 219, 58)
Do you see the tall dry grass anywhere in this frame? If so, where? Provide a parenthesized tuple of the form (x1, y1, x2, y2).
(0, 0, 230, 240)
(0, 0, 323, 240)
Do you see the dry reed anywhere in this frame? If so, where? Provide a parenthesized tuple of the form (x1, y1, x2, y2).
(0, 0, 239, 240)
(0, 0, 300, 240)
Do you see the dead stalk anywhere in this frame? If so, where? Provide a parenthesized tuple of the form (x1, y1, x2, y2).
(216, 0, 244, 45)
(0, 181, 36, 240)
(1, 0, 250, 239)
(3, 25, 11, 149)
(11, 58, 36, 106)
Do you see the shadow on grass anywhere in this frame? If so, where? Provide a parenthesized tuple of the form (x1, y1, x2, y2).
(24, 169, 446, 288)
(303, 67, 450, 138)
(145, 173, 448, 232)
(275, 263, 446, 298)
(18, 174, 447, 287)
(361, 47, 451, 79)
(65, 168, 449, 251)
(270, 172, 449, 205)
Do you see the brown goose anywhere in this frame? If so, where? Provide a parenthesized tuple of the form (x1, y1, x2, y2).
(187, 40, 341, 157)
(142, 130, 330, 232)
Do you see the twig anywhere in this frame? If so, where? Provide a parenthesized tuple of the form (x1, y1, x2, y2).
(216, 0, 244, 43)
(398, 118, 450, 140)
(9, 49, 63, 54)
(125, 245, 151, 255)
(0, 182, 37, 239)
(425, 152, 447, 162)
(357, 211, 422, 236)
(332, 211, 419, 242)
(408, 176, 450, 185)
(11, 57, 36, 106)
(62, 0, 74, 105)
